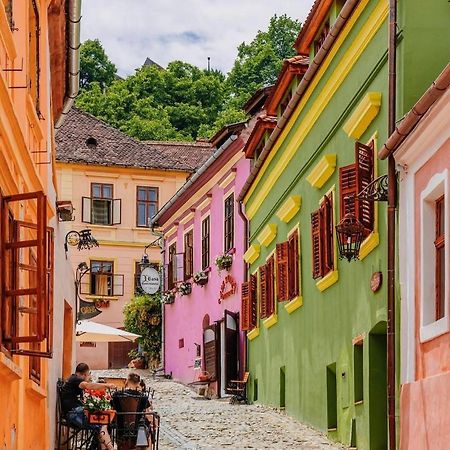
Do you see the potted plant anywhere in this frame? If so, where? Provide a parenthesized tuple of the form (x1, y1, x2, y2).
(162, 290, 176, 304)
(215, 253, 233, 272)
(193, 270, 209, 286)
(178, 282, 192, 296)
(83, 389, 115, 425)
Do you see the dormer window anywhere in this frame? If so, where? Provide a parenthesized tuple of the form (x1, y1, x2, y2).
(86, 137, 98, 148)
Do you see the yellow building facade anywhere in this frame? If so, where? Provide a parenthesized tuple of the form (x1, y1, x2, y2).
(0, 0, 81, 448)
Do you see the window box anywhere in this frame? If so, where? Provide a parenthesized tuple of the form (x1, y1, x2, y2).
(178, 282, 192, 296)
(193, 270, 209, 286)
(215, 253, 233, 272)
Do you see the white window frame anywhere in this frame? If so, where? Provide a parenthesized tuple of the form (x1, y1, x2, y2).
(419, 169, 449, 342)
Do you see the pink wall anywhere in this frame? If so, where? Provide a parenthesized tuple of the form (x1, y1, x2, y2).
(162, 148, 249, 388)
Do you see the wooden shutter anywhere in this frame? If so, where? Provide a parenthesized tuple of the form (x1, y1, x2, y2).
(241, 282, 251, 331)
(250, 273, 257, 328)
(311, 210, 322, 279)
(355, 141, 374, 232)
(288, 230, 299, 299)
(259, 265, 268, 319)
(276, 242, 289, 301)
(322, 194, 334, 274)
(266, 256, 275, 317)
(339, 164, 357, 219)
(112, 198, 121, 225)
(82, 197, 92, 223)
(203, 324, 218, 380)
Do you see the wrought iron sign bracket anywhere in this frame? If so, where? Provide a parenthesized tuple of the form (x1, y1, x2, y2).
(356, 174, 388, 202)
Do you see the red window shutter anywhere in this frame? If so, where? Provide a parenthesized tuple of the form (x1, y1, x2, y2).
(276, 242, 289, 301)
(355, 141, 374, 233)
(240, 281, 251, 331)
(259, 265, 268, 319)
(311, 210, 322, 279)
(266, 256, 275, 316)
(339, 164, 357, 220)
(250, 274, 257, 328)
(288, 230, 300, 299)
(320, 194, 334, 276)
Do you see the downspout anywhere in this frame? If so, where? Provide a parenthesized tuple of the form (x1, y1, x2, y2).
(55, 0, 81, 129)
(387, 0, 397, 448)
(237, 200, 249, 377)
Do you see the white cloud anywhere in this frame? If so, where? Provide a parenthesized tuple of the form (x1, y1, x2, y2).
(80, 0, 314, 76)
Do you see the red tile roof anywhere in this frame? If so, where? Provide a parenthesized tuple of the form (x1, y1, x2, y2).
(243, 115, 277, 159)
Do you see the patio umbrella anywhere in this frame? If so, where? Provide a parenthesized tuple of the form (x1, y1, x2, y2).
(76, 320, 141, 342)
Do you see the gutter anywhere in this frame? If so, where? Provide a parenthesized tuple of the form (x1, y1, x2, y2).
(55, 0, 82, 129)
(379, 63, 450, 160)
(151, 134, 239, 227)
(238, 0, 360, 203)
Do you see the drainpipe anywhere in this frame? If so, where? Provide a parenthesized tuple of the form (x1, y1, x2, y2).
(387, 0, 397, 448)
(55, 0, 81, 129)
(237, 200, 249, 376)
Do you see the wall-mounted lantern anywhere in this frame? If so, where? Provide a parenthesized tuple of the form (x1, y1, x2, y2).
(335, 213, 365, 262)
(56, 200, 75, 221)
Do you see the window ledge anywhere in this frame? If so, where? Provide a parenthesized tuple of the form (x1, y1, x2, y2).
(354, 400, 364, 406)
(316, 270, 339, 292)
(247, 328, 260, 341)
(0, 352, 22, 380)
(84, 295, 119, 301)
(26, 379, 47, 399)
(359, 232, 379, 260)
(262, 314, 278, 329)
(284, 296, 303, 314)
(420, 317, 450, 343)
(88, 224, 118, 230)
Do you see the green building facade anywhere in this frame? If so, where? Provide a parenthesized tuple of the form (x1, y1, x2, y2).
(240, 0, 450, 448)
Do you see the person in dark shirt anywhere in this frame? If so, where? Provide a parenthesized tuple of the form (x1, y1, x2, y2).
(61, 363, 116, 450)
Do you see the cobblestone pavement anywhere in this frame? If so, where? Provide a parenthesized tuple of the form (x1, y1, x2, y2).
(93, 369, 345, 450)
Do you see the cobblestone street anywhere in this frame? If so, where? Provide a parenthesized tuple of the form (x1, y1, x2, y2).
(93, 370, 344, 450)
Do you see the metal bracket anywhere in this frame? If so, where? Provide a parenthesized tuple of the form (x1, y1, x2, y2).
(356, 174, 388, 202)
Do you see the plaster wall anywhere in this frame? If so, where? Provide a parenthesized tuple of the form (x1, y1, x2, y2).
(162, 149, 249, 389)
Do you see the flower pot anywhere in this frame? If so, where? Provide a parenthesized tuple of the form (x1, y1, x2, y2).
(85, 409, 116, 425)
(195, 277, 208, 286)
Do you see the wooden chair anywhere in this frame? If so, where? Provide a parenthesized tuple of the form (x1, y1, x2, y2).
(227, 372, 250, 404)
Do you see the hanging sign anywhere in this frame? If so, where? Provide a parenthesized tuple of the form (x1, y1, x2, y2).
(219, 275, 237, 303)
(140, 267, 160, 295)
(78, 299, 102, 321)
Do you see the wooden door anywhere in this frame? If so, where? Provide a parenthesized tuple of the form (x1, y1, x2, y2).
(108, 339, 137, 369)
(203, 323, 218, 380)
(224, 310, 239, 390)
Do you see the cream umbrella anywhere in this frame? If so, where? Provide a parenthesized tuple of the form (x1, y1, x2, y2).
(76, 320, 141, 342)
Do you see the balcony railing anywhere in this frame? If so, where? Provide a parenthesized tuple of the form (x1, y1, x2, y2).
(82, 197, 122, 225)
(80, 273, 124, 297)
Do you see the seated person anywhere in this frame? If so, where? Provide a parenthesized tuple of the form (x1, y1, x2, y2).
(112, 373, 154, 449)
(61, 363, 116, 450)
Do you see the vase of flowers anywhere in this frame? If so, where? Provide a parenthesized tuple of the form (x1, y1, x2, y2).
(83, 389, 115, 425)
(215, 253, 233, 272)
(193, 270, 209, 286)
(178, 282, 192, 296)
(162, 290, 176, 304)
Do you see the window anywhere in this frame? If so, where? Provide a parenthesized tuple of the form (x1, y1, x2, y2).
(276, 230, 300, 301)
(224, 194, 234, 252)
(311, 193, 334, 279)
(339, 141, 375, 235)
(3, 0, 14, 30)
(314, 20, 330, 55)
(29, 0, 40, 111)
(137, 186, 158, 227)
(90, 261, 113, 296)
(0, 191, 53, 358)
(241, 274, 257, 331)
(167, 243, 176, 290)
(260, 256, 275, 319)
(354, 342, 364, 403)
(201, 216, 210, 270)
(184, 230, 193, 280)
(435, 195, 445, 321)
(82, 183, 121, 225)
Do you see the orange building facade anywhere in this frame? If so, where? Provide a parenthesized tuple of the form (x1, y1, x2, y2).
(0, 0, 81, 448)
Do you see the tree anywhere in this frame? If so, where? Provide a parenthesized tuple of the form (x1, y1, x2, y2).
(123, 294, 162, 367)
(80, 39, 117, 90)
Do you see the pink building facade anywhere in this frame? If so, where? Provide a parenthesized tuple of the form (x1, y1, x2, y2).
(383, 66, 449, 449)
(153, 124, 252, 396)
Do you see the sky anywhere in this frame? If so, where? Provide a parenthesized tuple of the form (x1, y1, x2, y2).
(80, 0, 314, 77)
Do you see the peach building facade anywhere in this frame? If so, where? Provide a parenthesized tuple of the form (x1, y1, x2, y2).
(0, 0, 81, 448)
(385, 66, 450, 450)
(56, 108, 213, 369)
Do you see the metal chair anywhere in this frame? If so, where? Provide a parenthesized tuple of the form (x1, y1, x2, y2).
(227, 372, 250, 404)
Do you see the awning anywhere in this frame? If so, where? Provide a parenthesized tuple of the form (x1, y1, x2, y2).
(76, 321, 140, 342)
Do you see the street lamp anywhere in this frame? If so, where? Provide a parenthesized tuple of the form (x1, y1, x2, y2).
(335, 213, 365, 262)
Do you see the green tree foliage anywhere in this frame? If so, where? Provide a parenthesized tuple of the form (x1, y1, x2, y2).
(80, 39, 117, 90)
(123, 294, 162, 365)
(76, 14, 300, 140)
